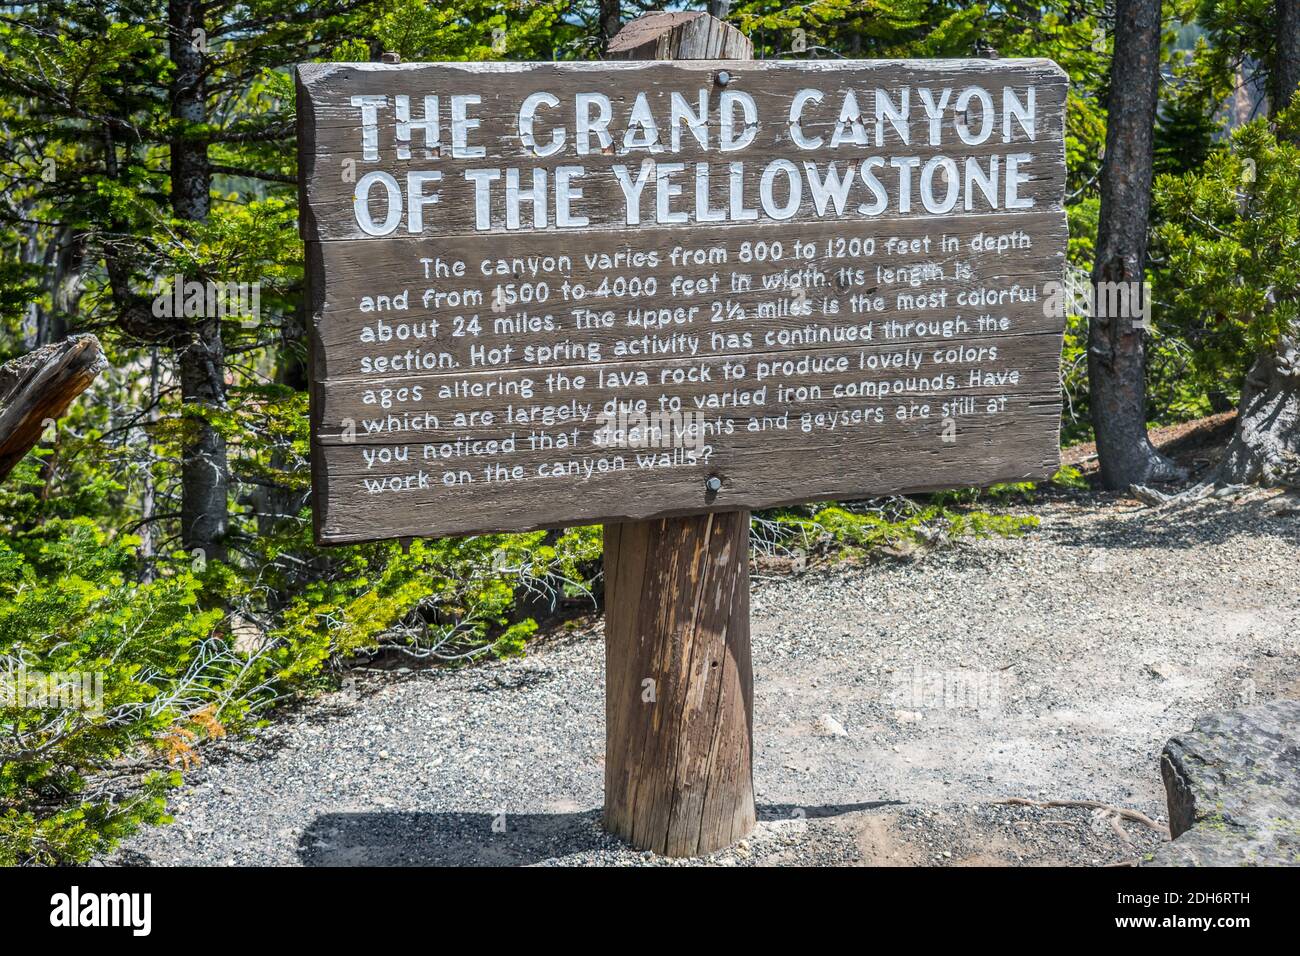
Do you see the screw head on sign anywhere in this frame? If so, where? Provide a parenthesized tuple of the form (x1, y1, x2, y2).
(706, 476, 723, 493)
(716, 71, 731, 87)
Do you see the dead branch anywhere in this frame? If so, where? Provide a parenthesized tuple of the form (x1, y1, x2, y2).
(0, 333, 108, 481)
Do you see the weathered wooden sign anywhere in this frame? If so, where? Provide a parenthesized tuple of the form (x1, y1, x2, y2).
(297, 58, 1067, 543)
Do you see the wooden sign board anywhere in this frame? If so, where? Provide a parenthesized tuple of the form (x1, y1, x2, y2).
(296, 59, 1067, 544)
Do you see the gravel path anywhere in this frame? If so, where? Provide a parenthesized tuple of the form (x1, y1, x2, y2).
(110, 492, 1300, 866)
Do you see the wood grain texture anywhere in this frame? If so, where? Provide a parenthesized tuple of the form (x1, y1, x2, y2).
(0, 334, 108, 481)
(603, 502, 755, 854)
(296, 58, 1066, 242)
(307, 210, 1065, 386)
(600, 12, 755, 860)
(312, 394, 1061, 542)
(297, 29, 1069, 549)
(605, 11, 754, 60)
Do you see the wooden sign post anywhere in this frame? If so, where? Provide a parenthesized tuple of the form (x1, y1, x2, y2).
(295, 12, 1068, 856)
(601, 12, 758, 857)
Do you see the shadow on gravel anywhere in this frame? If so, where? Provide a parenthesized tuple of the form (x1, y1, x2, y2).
(1049, 497, 1290, 552)
(758, 800, 903, 821)
(298, 801, 898, 865)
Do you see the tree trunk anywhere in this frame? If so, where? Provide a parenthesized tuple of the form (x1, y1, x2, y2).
(1219, 341, 1300, 487)
(598, 0, 621, 52)
(170, 0, 228, 561)
(1087, 0, 1185, 488)
(1273, 0, 1300, 113)
(1218, 0, 1300, 488)
(139, 348, 161, 581)
(601, 12, 756, 858)
(45, 229, 85, 345)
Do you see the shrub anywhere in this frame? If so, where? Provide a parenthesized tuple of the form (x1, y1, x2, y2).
(1154, 107, 1300, 406)
(0, 519, 224, 864)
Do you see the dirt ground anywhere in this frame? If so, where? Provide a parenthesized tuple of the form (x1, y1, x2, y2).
(107, 470, 1300, 866)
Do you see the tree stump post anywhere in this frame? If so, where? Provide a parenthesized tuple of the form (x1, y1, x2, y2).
(602, 12, 757, 858)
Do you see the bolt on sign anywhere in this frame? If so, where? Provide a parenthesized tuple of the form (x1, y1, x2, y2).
(296, 59, 1067, 544)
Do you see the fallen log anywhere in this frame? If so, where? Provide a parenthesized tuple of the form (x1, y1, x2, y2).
(0, 333, 108, 482)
